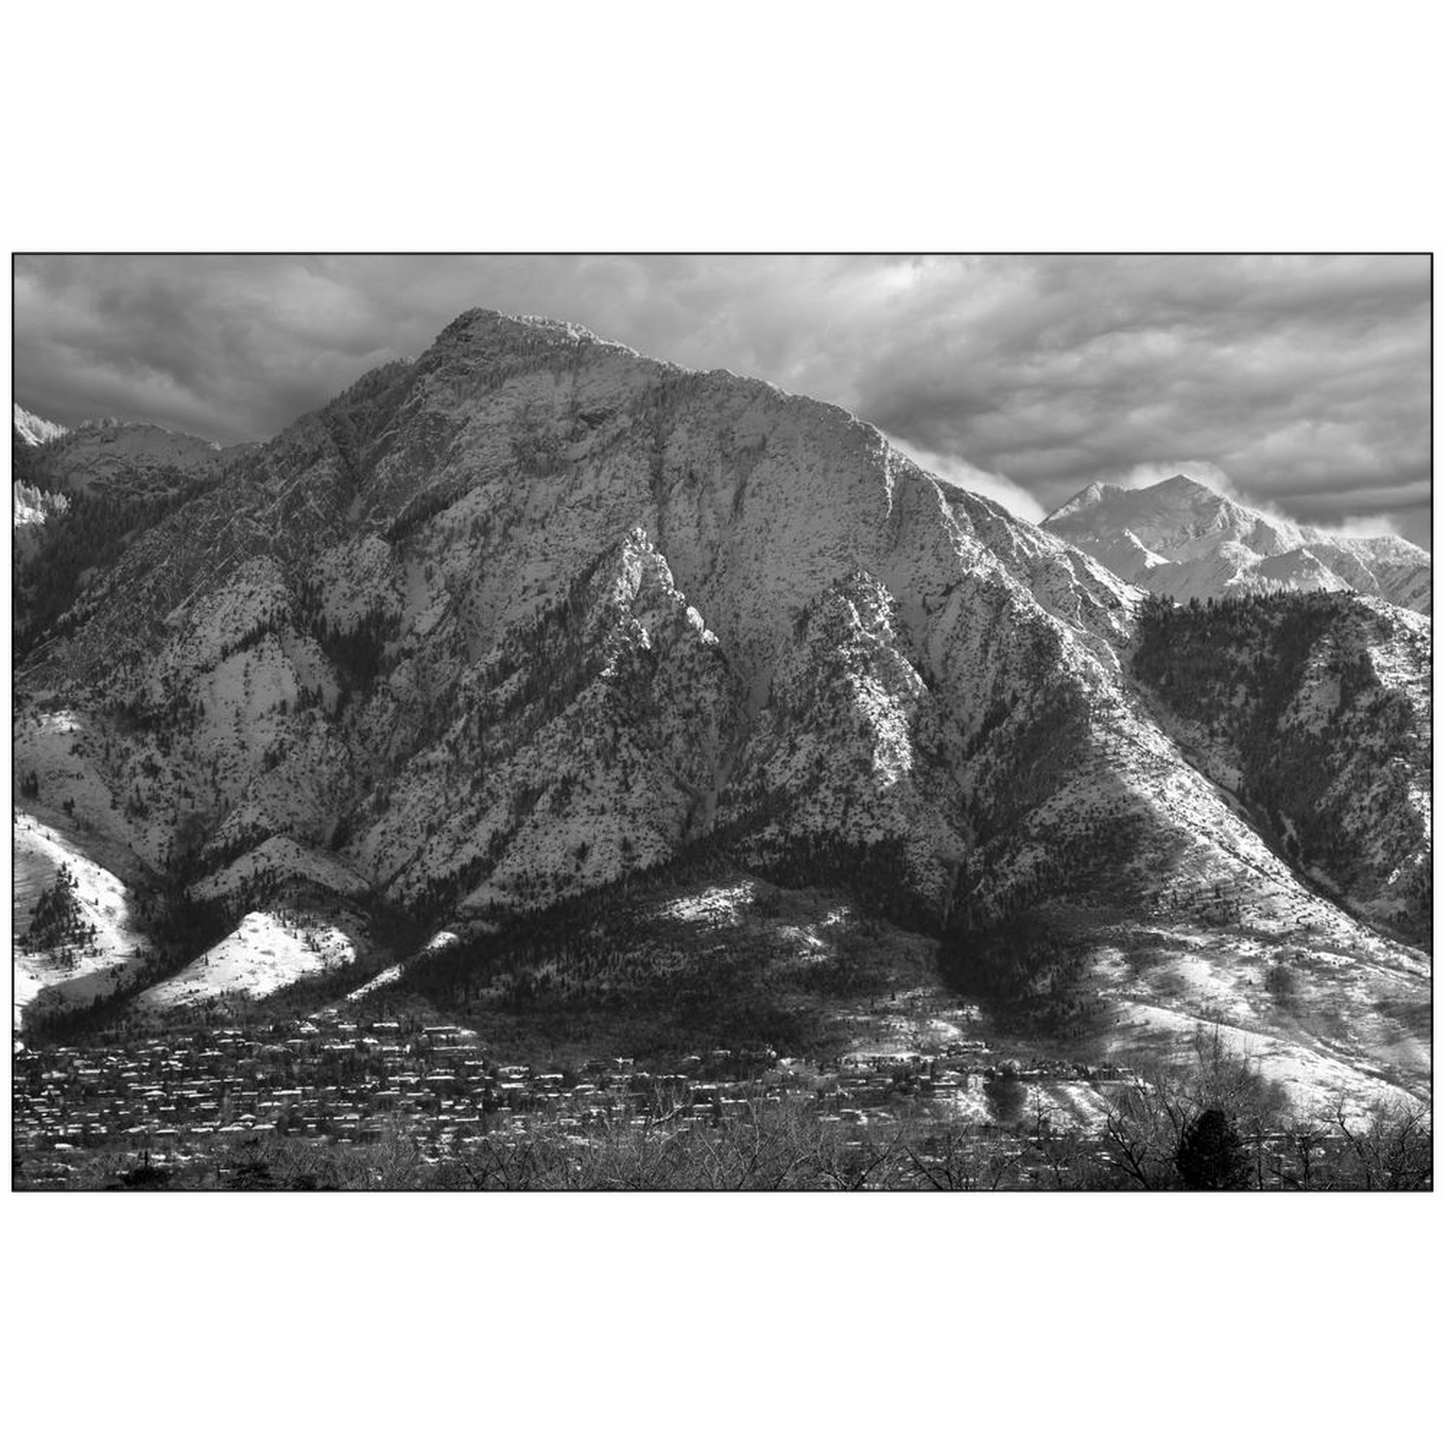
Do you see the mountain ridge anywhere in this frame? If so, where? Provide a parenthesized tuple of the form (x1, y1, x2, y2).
(1043, 472, 1430, 613)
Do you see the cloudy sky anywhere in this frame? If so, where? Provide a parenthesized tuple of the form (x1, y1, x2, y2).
(13, 254, 1432, 547)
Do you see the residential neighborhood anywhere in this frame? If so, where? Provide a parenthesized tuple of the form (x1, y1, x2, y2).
(12, 1010, 1135, 1182)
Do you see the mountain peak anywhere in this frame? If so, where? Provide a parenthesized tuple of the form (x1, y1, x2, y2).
(438, 307, 613, 353)
(1043, 469, 1428, 612)
(1146, 472, 1218, 500)
(1045, 479, 1122, 522)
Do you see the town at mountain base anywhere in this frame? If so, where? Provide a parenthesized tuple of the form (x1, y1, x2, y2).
(10, 315, 1432, 1124)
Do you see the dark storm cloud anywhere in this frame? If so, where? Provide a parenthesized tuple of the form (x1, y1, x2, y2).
(12, 254, 1431, 546)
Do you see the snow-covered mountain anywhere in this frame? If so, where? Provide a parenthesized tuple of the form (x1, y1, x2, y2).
(1042, 474, 1430, 614)
(13, 402, 69, 448)
(12, 312, 1431, 1111)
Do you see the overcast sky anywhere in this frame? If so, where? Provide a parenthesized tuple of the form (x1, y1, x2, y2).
(13, 254, 1432, 547)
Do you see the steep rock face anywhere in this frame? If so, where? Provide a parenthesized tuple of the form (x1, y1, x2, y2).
(350, 528, 740, 916)
(1043, 474, 1430, 614)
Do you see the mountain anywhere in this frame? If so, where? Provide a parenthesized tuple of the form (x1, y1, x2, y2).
(1042, 474, 1431, 614)
(13, 403, 69, 448)
(12, 311, 1431, 1113)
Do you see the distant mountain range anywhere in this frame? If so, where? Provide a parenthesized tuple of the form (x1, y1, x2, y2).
(11, 316, 1431, 1114)
(1043, 473, 1430, 614)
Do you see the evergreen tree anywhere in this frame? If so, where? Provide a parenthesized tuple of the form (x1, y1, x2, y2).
(1175, 1106, 1251, 1189)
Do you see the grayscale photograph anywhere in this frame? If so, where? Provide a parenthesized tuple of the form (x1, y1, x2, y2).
(10, 253, 1431, 1191)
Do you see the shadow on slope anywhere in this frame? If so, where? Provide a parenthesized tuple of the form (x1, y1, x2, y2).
(373, 859, 941, 1065)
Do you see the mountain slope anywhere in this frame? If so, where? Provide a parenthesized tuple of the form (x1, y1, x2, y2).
(1132, 590, 1431, 941)
(20, 415, 246, 500)
(12, 412, 254, 658)
(13, 403, 68, 448)
(1043, 474, 1430, 614)
(13, 812, 150, 1028)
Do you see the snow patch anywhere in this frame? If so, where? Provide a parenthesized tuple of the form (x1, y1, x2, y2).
(136, 911, 355, 1010)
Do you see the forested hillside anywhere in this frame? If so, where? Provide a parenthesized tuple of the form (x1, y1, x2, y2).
(1133, 591, 1431, 941)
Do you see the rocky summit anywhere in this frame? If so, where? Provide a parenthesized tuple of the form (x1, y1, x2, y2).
(12, 311, 1432, 1116)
